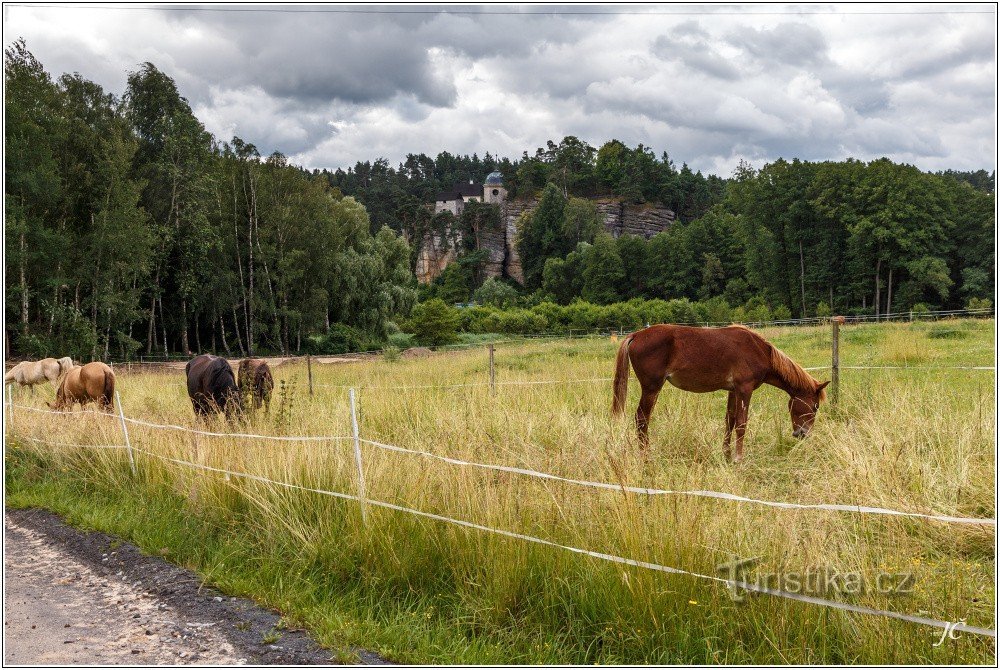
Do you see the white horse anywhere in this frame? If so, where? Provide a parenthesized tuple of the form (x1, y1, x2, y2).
(4, 357, 74, 393)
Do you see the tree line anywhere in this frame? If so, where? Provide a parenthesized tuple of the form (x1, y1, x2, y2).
(5, 40, 414, 360)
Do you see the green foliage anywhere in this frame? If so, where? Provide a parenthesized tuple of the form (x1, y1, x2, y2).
(517, 183, 567, 289)
(408, 299, 460, 347)
(473, 278, 520, 308)
(580, 233, 625, 304)
(966, 297, 993, 311)
(388, 332, 416, 349)
(306, 324, 375, 355)
(815, 301, 832, 318)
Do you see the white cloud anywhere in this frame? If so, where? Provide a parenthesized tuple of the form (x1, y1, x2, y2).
(3, 4, 995, 174)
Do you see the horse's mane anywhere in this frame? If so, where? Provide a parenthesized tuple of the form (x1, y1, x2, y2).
(728, 325, 824, 399)
(770, 346, 824, 398)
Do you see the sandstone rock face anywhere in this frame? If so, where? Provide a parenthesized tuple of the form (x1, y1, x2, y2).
(595, 199, 676, 239)
(414, 230, 461, 284)
(414, 197, 675, 285)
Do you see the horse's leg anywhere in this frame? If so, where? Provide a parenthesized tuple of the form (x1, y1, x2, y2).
(723, 391, 738, 460)
(732, 389, 752, 463)
(636, 388, 660, 450)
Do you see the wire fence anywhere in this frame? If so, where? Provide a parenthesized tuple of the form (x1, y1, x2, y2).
(5, 383, 996, 640)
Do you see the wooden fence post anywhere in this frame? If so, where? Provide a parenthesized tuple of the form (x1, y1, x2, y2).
(349, 388, 368, 526)
(115, 390, 137, 476)
(488, 343, 495, 396)
(307, 354, 314, 396)
(831, 316, 844, 405)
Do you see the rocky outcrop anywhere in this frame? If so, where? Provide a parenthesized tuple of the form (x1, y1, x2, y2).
(595, 199, 676, 239)
(414, 197, 675, 285)
(414, 230, 461, 284)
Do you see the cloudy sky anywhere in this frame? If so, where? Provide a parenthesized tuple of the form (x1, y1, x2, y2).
(4, 3, 996, 176)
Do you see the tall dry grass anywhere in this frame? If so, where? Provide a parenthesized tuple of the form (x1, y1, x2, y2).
(5, 319, 996, 663)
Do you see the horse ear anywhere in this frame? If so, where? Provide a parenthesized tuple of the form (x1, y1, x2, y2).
(817, 380, 831, 391)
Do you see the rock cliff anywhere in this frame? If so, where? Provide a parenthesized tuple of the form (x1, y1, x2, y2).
(415, 197, 675, 285)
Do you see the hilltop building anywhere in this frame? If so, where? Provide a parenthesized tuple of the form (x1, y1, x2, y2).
(433, 171, 506, 216)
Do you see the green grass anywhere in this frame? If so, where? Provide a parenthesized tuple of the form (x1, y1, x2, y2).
(5, 318, 996, 664)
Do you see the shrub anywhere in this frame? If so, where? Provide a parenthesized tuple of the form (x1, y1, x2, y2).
(409, 299, 460, 347)
(306, 324, 371, 354)
(699, 296, 732, 324)
(772, 304, 792, 321)
(815, 302, 832, 318)
(966, 297, 993, 312)
(382, 346, 401, 362)
(473, 278, 520, 309)
(388, 332, 415, 349)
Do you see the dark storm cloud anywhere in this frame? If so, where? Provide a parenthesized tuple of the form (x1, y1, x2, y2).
(157, 6, 602, 108)
(160, 9, 458, 107)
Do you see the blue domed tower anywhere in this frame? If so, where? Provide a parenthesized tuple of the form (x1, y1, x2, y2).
(483, 171, 506, 204)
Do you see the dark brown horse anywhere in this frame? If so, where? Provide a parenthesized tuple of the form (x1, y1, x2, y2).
(612, 324, 828, 461)
(186, 354, 242, 419)
(237, 358, 274, 413)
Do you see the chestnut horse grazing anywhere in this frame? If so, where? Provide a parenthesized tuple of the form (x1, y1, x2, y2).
(49, 362, 115, 412)
(237, 358, 274, 413)
(612, 324, 829, 461)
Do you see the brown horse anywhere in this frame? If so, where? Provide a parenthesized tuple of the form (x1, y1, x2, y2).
(612, 324, 829, 461)
(186, 354, 242, 419)
(237, 358, 274, 413)
(49, 362, 115, 412)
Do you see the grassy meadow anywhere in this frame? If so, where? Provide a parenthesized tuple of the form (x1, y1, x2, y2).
(4, 318, 996, 663)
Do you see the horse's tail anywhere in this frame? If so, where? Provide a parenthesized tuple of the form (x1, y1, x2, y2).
(4, 365, 18, 384)
(611, 335, 634, 417)
(102, 369, 115, 410)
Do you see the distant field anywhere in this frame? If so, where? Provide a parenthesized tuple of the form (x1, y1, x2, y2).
(6, 318, 996, 664)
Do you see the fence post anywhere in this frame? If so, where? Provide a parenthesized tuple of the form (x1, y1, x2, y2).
(349, 388, 368, 526)
(7, 384, 14, 433)
(114, 390, 137, 476)
(831, 316, 843, 405)
(488, 343, 495, 396)
(307, 354, 314, 396)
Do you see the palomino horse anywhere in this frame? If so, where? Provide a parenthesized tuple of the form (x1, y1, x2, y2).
(612, 324, 828, 461)
(186, 354, 242, 419)
(5, 357, 74, 393)
(237, 358, 274, 414)
(49, 362, 115, 412)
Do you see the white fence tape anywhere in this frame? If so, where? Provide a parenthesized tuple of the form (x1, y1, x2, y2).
(122, 444, 997, 639)
(17, 435, 126, 449)
(839, 365, 995, 371)
(312, 366, 994, 392)
(359, 439, 996, 526)
(121, 415, 354, 443)
(9, 404, 118, 418)
(316, 377, 613, 390)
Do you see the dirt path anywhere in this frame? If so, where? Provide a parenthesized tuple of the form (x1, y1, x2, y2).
(3, 509, 388, 665)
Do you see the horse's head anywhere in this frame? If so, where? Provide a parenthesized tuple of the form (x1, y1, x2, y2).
(788, 380, 830, 438)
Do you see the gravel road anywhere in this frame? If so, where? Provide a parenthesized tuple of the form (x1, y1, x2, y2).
(3, 508, 388, 665)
